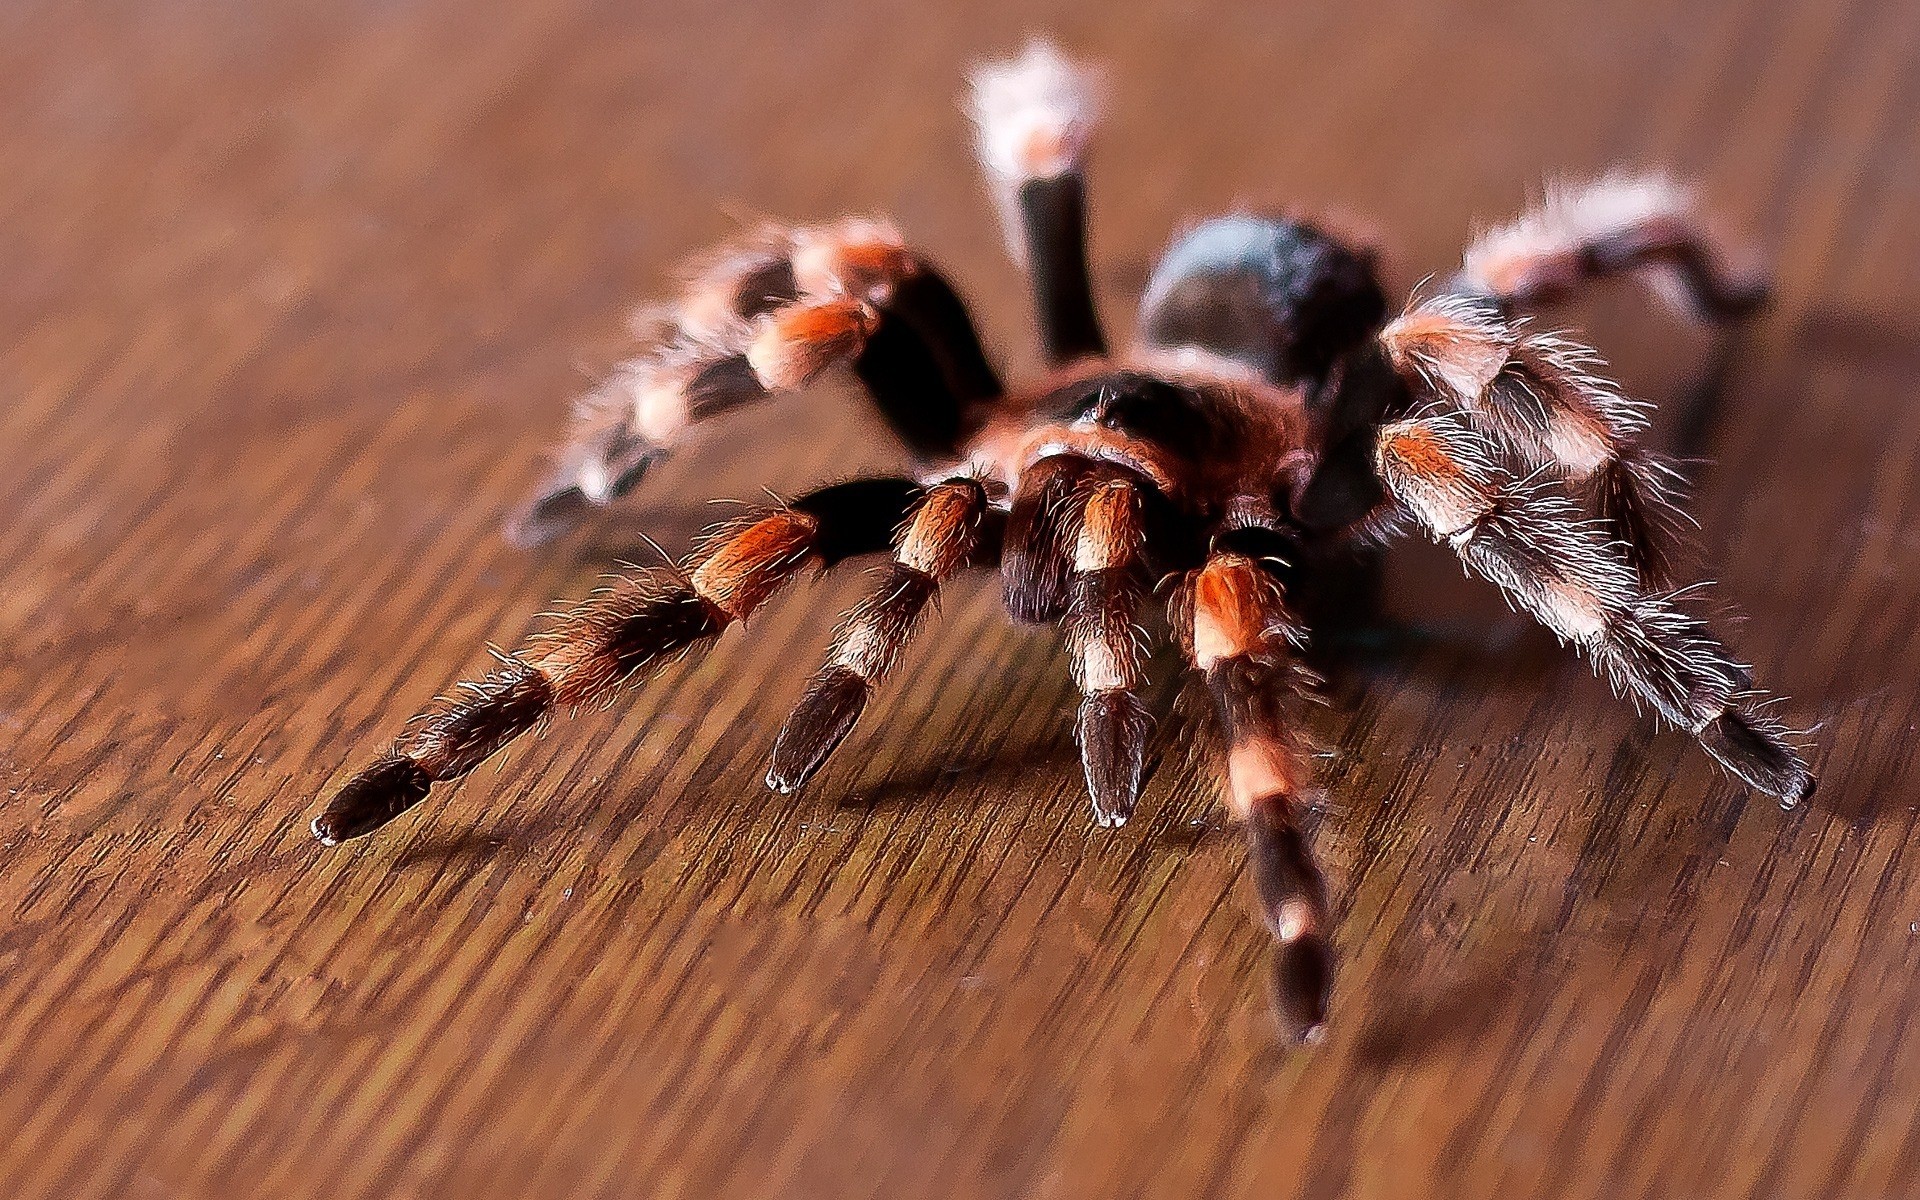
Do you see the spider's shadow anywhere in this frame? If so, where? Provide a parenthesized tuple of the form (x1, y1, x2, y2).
(835, 744, 1082, 812)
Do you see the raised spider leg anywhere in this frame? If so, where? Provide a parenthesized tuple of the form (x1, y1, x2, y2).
(1172, 544, 1333, 1042)
(968, 42, 1107, 364)
(1450, 174, 1770, 323)
(313, 477, 924, 845)
(1429, 179, 1770, 582)
(1373, 411, 1813, 803)
(508, 222, 1003, 546)
(768, 476, 997, 793)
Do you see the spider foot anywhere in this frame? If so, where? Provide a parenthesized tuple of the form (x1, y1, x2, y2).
(313, 754, 433, 846)
(1078, 691, 1151, 827)
(1699, 710, 1817, 808)
(1248, 805, 1334, 1045)
(767, 666, 869, 795)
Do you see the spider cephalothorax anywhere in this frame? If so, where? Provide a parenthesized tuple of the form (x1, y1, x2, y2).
(312, 42, 1813, 1042)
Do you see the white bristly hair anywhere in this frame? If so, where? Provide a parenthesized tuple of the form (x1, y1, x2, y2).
(965, 40, 1103, 262)
(1462, 173, 1696, 283)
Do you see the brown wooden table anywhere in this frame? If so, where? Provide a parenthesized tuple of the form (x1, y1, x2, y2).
(4, 2, 1917, 1196)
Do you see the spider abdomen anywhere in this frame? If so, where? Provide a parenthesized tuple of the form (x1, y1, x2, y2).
(1140, 215, 1389, 387)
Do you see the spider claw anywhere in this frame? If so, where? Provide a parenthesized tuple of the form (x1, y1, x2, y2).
(313, 755, 433, 845)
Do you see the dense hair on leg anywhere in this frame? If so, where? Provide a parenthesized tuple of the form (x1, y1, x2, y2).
(1373, 412, 1813, 803)
(315, 479, 922, 845)
(1171, 550, 1333, 1041)
(1061, 472, 1153, 826)
(509, 222, 1001, 545)
(1595, 449, 1689, 586)
(1002, 454, 1098, 623)
(1381, 294, 1690, 585)
(769, 478, 991, 792)
(313, 568, 730, 846)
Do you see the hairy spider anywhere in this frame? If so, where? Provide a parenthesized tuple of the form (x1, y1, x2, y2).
(313, 42, 1814, 1041)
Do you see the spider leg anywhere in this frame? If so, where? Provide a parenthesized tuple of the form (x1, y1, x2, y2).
(768, 477, 995, 792)
(967, 41, 1107, 363)
(1060, 471, 1154, 827)
(1001, 452, 1099, 623)
(1171, 546, 1332, 1042)
(1383, 295, 1690, 585)
(509, 222, 1003, 546)
(1450, 173, 1769, 323)
(313, 477, 923, 845)
(1373, 412, 1814, 803)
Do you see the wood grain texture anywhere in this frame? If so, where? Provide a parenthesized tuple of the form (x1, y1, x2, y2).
(3, 1, 1918, 1196)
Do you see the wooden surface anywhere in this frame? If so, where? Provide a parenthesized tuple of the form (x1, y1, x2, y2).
(3, 1, 1918, 1196)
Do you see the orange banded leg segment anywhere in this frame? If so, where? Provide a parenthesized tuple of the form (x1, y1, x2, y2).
(1177, 550, 1332, 1042)
(1381, 295, 1687, 584)
(314, 478, 923, 845)
(1453, 174, 1769, 322)
(1374, 415, 1813, 803)
(1063, 474, 1152, 827)
(769, 478, 991, 793)
(510, 221, 1002, 546)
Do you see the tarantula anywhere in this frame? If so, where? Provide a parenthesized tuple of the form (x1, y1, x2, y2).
(313, 43, 1814, 1041)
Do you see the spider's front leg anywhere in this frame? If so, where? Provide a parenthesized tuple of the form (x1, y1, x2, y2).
(508, 221, 1002, 545)
(1386, 294, 1701, 587)
(993, 455, 1159, 826)
(1172, 542, 1333, 1042)
(1373, 411, 1814, 803)
(312, 477, 924, 845)
(1062, 472, 1157, 827)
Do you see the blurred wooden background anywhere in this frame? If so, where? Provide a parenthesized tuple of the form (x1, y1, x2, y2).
(3, 1, 1918, 1196)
